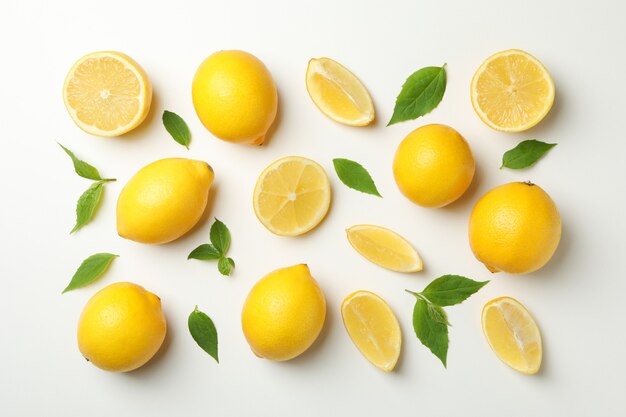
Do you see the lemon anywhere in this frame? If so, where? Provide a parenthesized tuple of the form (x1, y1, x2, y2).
(306, 57, 375, 126)
(341, 291, 401, 372)
(469, 182, 561, 274)
(241, 264, 326, 361)
(192, 50, 277, 145)
(253, 156, 331, 236)
(346, 224, 422, 272)
(393, 124, 475, 208)
(482, 297, 542, 374)
(77, 282, 166, 372)
(63, 51, 152, 137)
(117, 158, 214, 244)
(471, 49, 555, 132)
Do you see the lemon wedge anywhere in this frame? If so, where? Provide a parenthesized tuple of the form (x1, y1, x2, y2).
(306, 57, 374, 126)
(253, 156, 331, 236)
(482, 297, 542, 374)
(346, 224, 422, 272)
(63, 51, 152, 137)
(341, 291, 401, 372)
(470, 49, 554, 132)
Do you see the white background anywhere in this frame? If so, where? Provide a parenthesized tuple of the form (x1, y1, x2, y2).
(2, 0, 625, 415)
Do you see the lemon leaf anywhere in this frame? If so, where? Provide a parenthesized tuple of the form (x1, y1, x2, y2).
(333, 158, 382, 197)
(59, 143, 115, 181)
(62, 253, 118, 293)
(421, 275, 489, 306)
(501, 140, 557, 169)
(411, 297, 449, 367)
(188, 306, 219, 363)
(162, 111, 191, 149)
(388, 64, 447, 126)
(218, 257, 235, 276)
(71, 182, 104, 234)
(188, 244, 221, 260)
(210, 218, 231, 254)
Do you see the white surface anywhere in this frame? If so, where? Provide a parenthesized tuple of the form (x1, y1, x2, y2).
(2, 0, 625, 415)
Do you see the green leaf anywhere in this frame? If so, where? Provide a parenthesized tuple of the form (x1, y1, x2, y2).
(388, 64, 447, 126)
(59, 143, 114, 181)
(412, 297, 449, 367)
(71, 182, 104, 233)
(421, 275, 489, 307)
(210, 218, 231, 255)
(501, 140, 557, 169)
(188, 244, 222, 261)
(332, 158, 382, 197)
(188, 306, 219, 363)
(162, 111, 191, 149)
(62, 253, 118, 293)
(218, 257, 235, 276)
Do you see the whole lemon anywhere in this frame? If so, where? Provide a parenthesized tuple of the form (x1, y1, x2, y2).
(77, 282, 166, 372)
(241, 264, 326, 361)
(469, 182, 561, 274)
(117, 158, 214, 244)
(192, 50, 278, 145)
(393, 124, 475, 208)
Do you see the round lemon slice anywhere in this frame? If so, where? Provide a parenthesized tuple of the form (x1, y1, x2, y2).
(482, 297, 543, 374)
(63, 51, 152, 137)
(253, 156, 331, 236)
(346, 224, 422, 272)
(306, 57, 374, 126)
(341, 290, 401, 372)
(470, 49, 554, 132)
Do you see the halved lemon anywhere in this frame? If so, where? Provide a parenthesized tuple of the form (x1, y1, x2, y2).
(482, 297, 542, 374)
(341, 290, 401, 372)
(253, 156, 331, 236)
(306, 57, 374, 126)
(346, 224, 422, 272)
(470, 49, 554, 132)
(63, 51, 152, 137)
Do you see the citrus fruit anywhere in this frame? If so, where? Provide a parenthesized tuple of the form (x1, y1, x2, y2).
(346, 224, 422, 272)
(393, 124, 475, 208)
(306, 57, 374, 126)
(77, 282, 166, 372)
(469, 181, 561, 274)
(471, 49, 555, 132)
(192, 50, 277, 145)
(482, 297, 542, 374)
(63, 51, 152, 137)
(241, 264, 326, 361)
(253, 156, 331, 236)
(341, 291, 401, 372)
(117, 158, 214, 244)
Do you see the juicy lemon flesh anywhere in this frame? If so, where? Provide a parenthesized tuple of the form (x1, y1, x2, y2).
(482, 297, 542, 374)
(471, 49, 554, 132)
(254, 157, 330, 236)
(342, 291, 401, 372)
(306, 58, 374, 126)
(346, 225, 422, 272)
(63, 52, 151, 136)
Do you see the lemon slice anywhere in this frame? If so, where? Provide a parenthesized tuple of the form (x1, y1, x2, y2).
(63, 51, 152, 137)
(482, 297, 542, 374)
(346, 224, 422, 272)
(306, 57, 374, 126)
(253, 156, 331, 236)
(470, 49, 554, 132)
(341, 291, 401, 372)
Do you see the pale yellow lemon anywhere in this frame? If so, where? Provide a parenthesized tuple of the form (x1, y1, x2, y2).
(77, 282, 166, 372)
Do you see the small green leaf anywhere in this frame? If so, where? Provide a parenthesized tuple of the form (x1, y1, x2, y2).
(59, 143, 114, 181)
(421, 275, 489, 307)
(501, 140, 557, 169)
(62, 253, 118, 293)
(388, 64, 447, 126)
(218, 257, 235, 276)
(412, 297, 449, 367)
(162, 111, 191, 149)
(188, 244, 222, 261)
(332, 158, 382, 197)
(188, 306, 219, 363)
(210, 218, 231, 255)
(71, 182, 104, 233)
